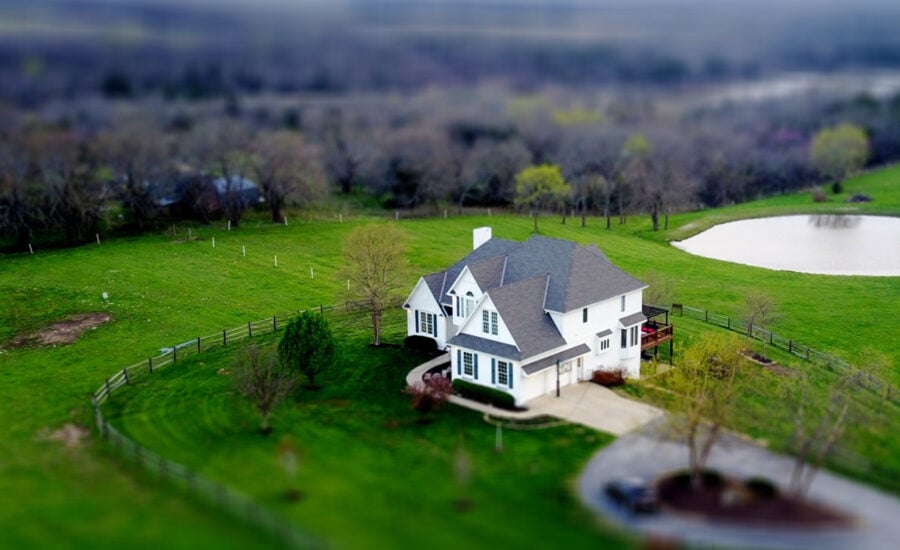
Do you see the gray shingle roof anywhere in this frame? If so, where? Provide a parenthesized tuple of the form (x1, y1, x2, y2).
(521, 344, 592, 375)
(487, 274, 567, 359)
(619, 312, 647, 326)
(467, 256, 506, 291)
(440, 238, 520, 305)
(423, 272, 446, 304)
(447, 333, 521, 360)
(596, 329, 612, 338)
(562, 244, 646, 311)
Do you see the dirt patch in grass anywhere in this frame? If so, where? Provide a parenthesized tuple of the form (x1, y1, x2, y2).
(741, 349, 799, 377)
(7, 313, 111, 349)
(43, 423, 90, 448)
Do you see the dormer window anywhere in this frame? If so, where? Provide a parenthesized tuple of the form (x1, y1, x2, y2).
(463, 291, 475, 319)
(483, 310, 498, 335)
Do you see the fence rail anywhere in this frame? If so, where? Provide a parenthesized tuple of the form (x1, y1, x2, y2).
(88, 304, 387, 548)
(678, 304, 898, 405)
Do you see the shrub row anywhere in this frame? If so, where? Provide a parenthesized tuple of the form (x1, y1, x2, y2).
(452, 379, 517, 410)
(592, 369, 625, 387)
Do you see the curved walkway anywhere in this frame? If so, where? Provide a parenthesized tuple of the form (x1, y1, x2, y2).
(407, 356, 663, 435)
(577, 419, 900, 550)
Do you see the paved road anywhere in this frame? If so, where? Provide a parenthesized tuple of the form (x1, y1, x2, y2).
(578, 420, 900, 550)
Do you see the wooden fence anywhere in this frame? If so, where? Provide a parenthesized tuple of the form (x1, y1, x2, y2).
(678, 304, 898, 406)
(89, 302, 389, 548)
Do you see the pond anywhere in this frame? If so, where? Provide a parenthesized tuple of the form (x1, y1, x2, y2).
(672, 215, 900, 276)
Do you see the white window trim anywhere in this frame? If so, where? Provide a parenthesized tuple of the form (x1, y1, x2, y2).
(490, 311, 498, 335)
(462, 352, 474, 377)
(497, 360, 509, 387)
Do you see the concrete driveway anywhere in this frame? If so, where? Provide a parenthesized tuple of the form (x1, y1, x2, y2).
(578, 419, 900, 550)
(408, 358, 663, 435)
(526, 382, 663, 435)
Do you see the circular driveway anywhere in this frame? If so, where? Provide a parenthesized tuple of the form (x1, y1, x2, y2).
(578, 420, 900, 550)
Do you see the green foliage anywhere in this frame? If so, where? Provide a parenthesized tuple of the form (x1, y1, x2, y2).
(514, 164, 571, 231)
(810, 123, 870, 184)
(278, 311, 336, 387)
(342, 222, 408, 346)
(451, 378, 517, 410)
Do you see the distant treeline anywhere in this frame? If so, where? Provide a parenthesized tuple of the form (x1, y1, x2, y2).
(2, 83, 899, 250)
(3, 0, 900, 105)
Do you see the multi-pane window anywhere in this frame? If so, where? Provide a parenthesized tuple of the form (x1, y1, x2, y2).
(490, 311, 498, 335)
(621, 329, 627, 349)
(497, 360, 509, 386)
(630, 326, 639, 347)
(600, 338, 610, 351)
(419, 312, 434, 335)
(463, 352, 474, 376)
(463, 292, 475, 318)
(482, 310, 490, 333)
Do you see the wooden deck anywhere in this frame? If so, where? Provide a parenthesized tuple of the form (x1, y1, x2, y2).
(641, 323, 673, 351)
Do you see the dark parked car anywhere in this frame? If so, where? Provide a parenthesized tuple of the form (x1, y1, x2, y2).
(604, 477, 658, 514)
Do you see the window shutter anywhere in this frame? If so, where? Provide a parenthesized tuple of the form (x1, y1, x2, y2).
(509, 364, 514, 389)
(432, 315, 437, 337)
(414, 310, 419, 332)
(474, 354, 479, 379)
(457, 349, 461, 375)
(491, 358, 496, 384)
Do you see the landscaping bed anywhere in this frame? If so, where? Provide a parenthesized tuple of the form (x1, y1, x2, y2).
(656, 471, 854, 528)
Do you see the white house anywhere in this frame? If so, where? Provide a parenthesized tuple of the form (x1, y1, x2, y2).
(403, 227, 656, 406)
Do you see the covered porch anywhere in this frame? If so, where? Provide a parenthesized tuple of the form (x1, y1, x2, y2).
(641, 305, 674, 360)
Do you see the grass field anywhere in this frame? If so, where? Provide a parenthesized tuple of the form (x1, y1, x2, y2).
(0, 165, 898, 546)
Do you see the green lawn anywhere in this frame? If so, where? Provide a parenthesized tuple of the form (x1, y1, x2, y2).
(0, 165, 897, 546)
(101, 313, 625, 549)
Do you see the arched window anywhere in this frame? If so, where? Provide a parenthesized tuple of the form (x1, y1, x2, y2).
(464, 291, 475, 318)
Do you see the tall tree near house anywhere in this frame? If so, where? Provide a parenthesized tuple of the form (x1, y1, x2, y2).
(667, 334, 748, 491)
(514, 164, 571, 232)
(278, 310, 336, 388)
(232, 345, 297, 435)
(251, 131, 326, 223)
(810, 123, 869, 193)
(343, 223, 409, 346)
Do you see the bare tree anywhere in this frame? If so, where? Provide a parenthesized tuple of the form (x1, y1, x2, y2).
(39, 130, 108, 244)
(191, 120, 254, 227)
(97, 120, 169, 229)
(342, 223, 409, 346)
(232, 345, 297, 435)
(252, 130, 326, 223)
(667, 334, 748, 491)
(0, 130, 46, 248)
(783, 368, 864, 498)
(743, 291, 776, 339)
(458, 138, 531, 212)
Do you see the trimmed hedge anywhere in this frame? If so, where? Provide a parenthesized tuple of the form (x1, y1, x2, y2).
(592, 369, 625, 387)
(452, 379, 517, 410)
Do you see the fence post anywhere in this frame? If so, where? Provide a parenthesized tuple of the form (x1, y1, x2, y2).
(727, 317, 731, 330)
(223, 329, 227, 346)
(148, 357, 153, 374)
(248, 322, 252, 337)
(806, 347, 810, 360)
(196, 337, 200, 354)
(705, 309, 708, 322)
(173, 346, 177, 363)
(123, 368, 129, 385)
(789, 340, 793, 353)
(320, 305, 324, 314)
(273, 316, 277, 331)
(105, 378, 111, 395)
